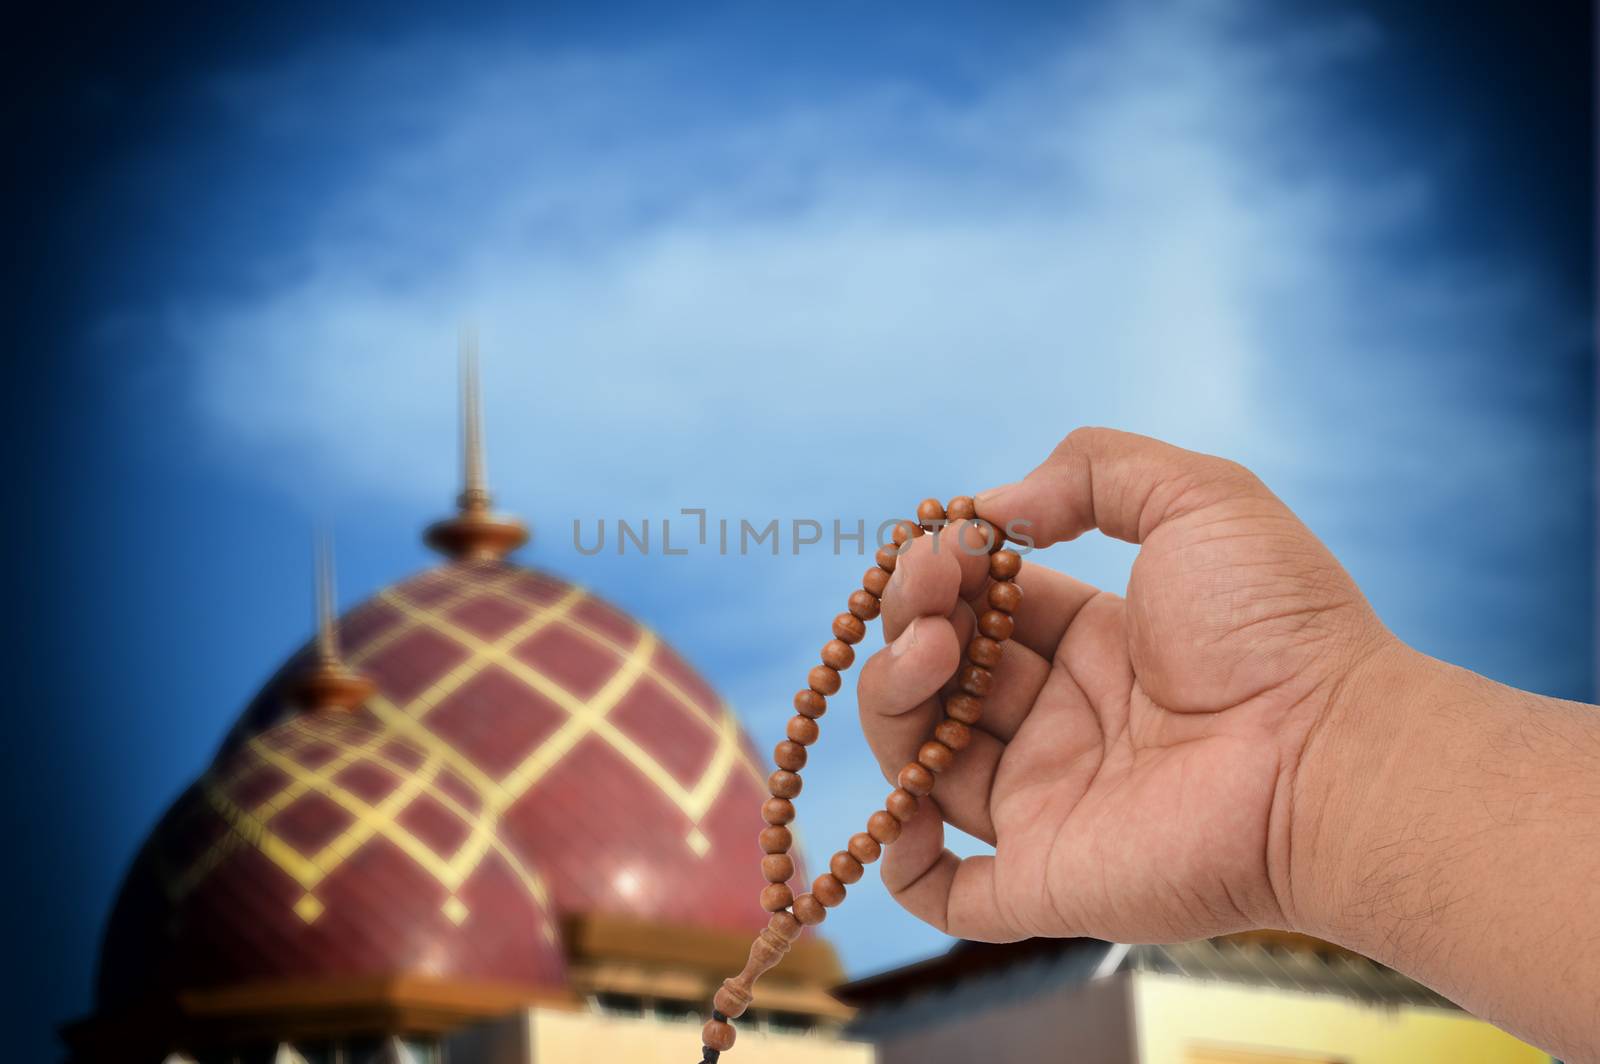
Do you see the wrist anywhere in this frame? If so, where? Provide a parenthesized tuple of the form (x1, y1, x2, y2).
(1277, 634, 1445, 945)
(1278, 639, 1600, 1058)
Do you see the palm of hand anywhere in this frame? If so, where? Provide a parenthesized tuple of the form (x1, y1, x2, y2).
(987, 504, 1376, 943)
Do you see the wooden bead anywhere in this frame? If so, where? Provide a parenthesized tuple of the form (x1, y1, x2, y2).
(821, 639, 855, 670)
(787, 715, 820, 745)
(728, 503, 1033, 968)
(990, 550, 1022, 581)
(848, 589, 881, 620)
(958, 663, 993, 697)
(792, 893, 827, 925)
(862, 567, 891, 597)
(934, 718, 972, 751)
(898, 761, 935, 796)
(988, 581, 1023, 613)
(794, 689, 827, 717)
(978, 609, 1015, 641)
(885, 788, 919, 822)
(760, 882, 794, 912)
(808, 665, 842, 696)
(762, 853, 796, 882)
(813, 873, 847, 907)
(848, 831, 882, 864)
(868, 809, 903, 843)
(769, 910, 802, 941)
(774, 739, 808, 771)
(769, 769, 803, 799)
(830, 850, 864, 885)
(967, 635, 1003, 668)
(702, 1019, 737, 1052)
(918, 739, 955, 773)
(946, 691, 984, 724)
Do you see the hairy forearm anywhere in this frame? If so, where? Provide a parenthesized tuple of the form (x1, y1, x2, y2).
(1291, 641, 1600, 1059)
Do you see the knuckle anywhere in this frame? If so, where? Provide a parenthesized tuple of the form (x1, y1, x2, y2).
(1190, 455, 1267, 501)
(1057, 425, 1110, 461)
(1214, 456, 1263, 489)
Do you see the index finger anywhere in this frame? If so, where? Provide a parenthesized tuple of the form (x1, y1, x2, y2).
(879, 520, 993, 643)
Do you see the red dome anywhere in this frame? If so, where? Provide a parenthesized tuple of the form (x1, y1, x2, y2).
(98, 559, 783, 1009)
(99, 714, 564, 1007)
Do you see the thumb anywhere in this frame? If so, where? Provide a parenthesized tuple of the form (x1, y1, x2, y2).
(975, 427, 1271, 549)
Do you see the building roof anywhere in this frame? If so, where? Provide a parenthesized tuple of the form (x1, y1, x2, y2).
(836, 930, 1457, 1037)
(834, 936, 1114, 1008)
(834, 937, 1116, 1040)
(1125, 931, 1456, 1008)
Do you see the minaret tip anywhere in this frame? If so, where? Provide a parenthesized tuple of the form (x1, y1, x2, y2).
(291, 530, 376, 713)
(425, 328, 529, 561)
(460, 326, 488, 508)
(315, 529, 339, 663)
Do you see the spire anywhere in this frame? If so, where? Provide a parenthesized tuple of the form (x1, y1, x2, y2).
(315, 529, 339, 663)
(289, 531, 375, 713)
(424, 328, 529, 561)
(461, 327, 488, 510)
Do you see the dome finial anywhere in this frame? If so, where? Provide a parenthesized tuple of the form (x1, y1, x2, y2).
(460, 325, 489, 510)
(425, 327, 529, 561)
(290, 530, 375, 713)
(315, 528, 339, 663)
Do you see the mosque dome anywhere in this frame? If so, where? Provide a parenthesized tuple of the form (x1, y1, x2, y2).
(87, 351, 801, 1052)
(98, 711, 569, 1005)
(97, 557, 779, 1012)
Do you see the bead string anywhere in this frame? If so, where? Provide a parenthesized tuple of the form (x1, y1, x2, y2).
(699, 496, 1023, 1061)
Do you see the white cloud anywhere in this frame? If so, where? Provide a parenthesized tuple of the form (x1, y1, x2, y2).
(178, 4, 1411, 523)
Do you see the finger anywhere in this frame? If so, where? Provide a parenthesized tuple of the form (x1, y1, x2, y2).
(865, 587, 1046, 748)
(882, 520, 993, 642)
(868, 582, 1053, 755)
(924, 727, 1004, 843)
(975, 427, 1277, 549)
(967, 635, 1052, 743)
(859, 624, 1008, 842)
(943, 518, 1003, 599)
(882, 801, 1022, 942)
(858, 615, 962, 777)
(1055, 590, 1135, 723)
(995, 560, 1103, 662)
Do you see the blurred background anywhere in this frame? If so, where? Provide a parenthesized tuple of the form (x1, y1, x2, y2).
(5, 1, 1592, 1061)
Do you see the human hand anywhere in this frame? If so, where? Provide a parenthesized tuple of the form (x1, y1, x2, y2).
(858, 427, 1396, 944)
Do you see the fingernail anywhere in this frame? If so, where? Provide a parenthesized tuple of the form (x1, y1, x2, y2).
(891, 617, 921, 657)
(976, 482, 1018, 507)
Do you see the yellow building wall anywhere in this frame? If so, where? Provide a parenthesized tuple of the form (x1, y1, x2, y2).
(526, 1006, 877, 1064)
(1131, 973, 1549, 1064)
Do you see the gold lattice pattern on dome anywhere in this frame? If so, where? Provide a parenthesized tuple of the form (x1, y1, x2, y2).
(167, 565, 768, 926)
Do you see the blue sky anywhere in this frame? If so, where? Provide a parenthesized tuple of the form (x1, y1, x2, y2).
(7, 0, 1592, 1055)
